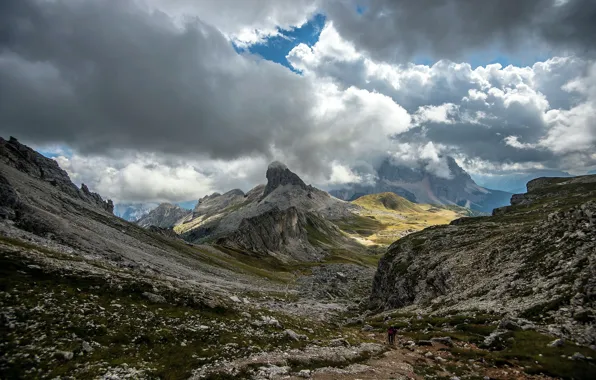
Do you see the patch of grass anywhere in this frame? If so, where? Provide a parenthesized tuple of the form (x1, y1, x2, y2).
(450, 330, 596, 380)
(336, 215, 385, 237)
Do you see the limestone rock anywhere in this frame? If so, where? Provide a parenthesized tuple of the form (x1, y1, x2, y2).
(263, 161, 310, 198)
(284, 329, 307, 341)
(142, 292, 166, 304)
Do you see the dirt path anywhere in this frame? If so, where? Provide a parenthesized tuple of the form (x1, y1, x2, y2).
(301, 333, 554, 380)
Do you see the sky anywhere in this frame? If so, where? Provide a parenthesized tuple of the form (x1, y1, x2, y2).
(1, 0, 596, 204)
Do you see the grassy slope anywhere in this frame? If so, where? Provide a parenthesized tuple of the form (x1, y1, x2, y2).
(0, 243, 363, 379)
(345, 192, 473, 245)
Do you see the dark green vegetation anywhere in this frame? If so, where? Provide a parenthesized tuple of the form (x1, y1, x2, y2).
(363, 312, 596, 380)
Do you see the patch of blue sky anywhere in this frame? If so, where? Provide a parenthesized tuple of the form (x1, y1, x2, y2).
(37, 145, 73, 159)
(176, 200, 198, 210)
(236, 14, 326, 72)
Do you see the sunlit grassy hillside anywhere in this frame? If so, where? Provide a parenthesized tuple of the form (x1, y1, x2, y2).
(345, 192, 478, 245)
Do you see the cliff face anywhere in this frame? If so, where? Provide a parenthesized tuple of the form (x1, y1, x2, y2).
(216, 207, 321, 261)
(370, 175, 596, 345)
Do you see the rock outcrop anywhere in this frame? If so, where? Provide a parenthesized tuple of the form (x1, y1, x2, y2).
(193, 189, 246, 218)
(369, 175, 596, 344)
(216, 207, 324, 261)
(0, 136, 114, 215)
(331, 156, 511, 213)
(262, 161, 311, 198)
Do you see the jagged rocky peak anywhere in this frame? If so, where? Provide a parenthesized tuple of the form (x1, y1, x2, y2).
(0, 136, 114, 214)
(81, 183, 114, 214)
(137, 202, 191, 228)
(263, 161, 308, 197)
(198, 192, 222, 204)
(193, 189, 246, 218)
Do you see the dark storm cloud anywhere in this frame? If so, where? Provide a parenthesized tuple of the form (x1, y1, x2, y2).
(0, 0, 315, 159)
(325, 0, 596, 62)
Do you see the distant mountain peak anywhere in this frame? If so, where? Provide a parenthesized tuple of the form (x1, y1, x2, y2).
(268, 161, 288, 170)
(263, 161, 308, 198)
(330, 155, 511, 212)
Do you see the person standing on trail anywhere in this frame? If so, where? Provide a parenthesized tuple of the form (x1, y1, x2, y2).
(387, 326, 396, 345)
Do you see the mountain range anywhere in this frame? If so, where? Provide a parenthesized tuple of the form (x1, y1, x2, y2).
(329, 156, 512, 213)
(2, 136, 595, 378)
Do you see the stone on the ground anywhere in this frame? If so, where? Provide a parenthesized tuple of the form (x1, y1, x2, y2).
(82, 341, 93, 353)
(142, 292, 166, 303)
(549, 338, 565, 347)
(55, 350, 74, 361)
(361, 324, 373, 331)
(571, 352, 586, 360)
(284, 329, 307, 341)
(329, 338, 351, 347)
(498, 317, 522, 331)
(431, 336, 453, 347)
(297, 369, 311, 378)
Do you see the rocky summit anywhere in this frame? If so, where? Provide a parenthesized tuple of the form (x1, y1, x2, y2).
(331, 156, 512, 213)
(2, 138, 596, 379)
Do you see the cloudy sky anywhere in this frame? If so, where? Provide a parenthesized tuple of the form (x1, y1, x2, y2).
(1, 0, 595, 203)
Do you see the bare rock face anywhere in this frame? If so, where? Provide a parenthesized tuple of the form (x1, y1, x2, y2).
(193, 189, 246, 218)
(370, 175, 596, 344)
(0, 136, 113, 215)
(263, 161, 310, 198)
(0, 171, 20, 219)
(216, 206, 324, 261)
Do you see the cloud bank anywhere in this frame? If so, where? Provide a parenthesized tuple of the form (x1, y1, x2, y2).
(1, 0, 595, 203)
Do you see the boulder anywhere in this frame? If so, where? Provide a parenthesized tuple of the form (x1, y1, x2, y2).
(142, 292, 166, 304)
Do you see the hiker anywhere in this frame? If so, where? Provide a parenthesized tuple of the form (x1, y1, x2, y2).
(387, 326, 396, 345)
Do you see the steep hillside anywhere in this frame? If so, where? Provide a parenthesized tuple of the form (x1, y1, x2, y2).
(331, 156, 512, 212)
(370, 175, 596, 345)
(0, 137, 394, 378)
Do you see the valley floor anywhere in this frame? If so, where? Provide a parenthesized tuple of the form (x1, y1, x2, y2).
(2, 232, 595, 380)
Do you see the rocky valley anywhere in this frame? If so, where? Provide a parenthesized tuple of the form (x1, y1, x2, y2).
(1, 136, 595, 379)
